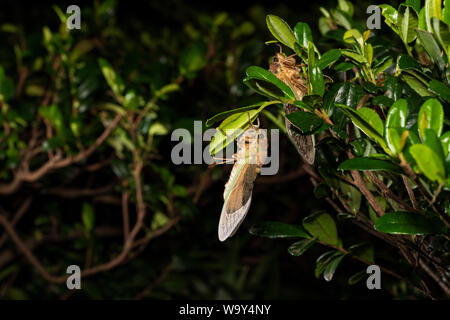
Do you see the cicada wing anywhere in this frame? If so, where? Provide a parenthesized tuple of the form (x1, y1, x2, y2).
(218, 163, 257, 241)
(284, 103, 315, 164)
(218, 193, 253, 241)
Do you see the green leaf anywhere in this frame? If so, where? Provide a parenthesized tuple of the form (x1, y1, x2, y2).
(303, 211, 338, 246)
(338, 0, 354, 17)
(444, 0, 450, 25)
(209, 102, 276, 155)
(338, 181, 361, 214)
(244, 66, 295, 101)
(178, 40, 207, 77)
(337, 104, 388, 152)
(348, 270, 367, 285)
(386, 99, 408, 154)
(315, 251, 339, 278)
(416, 29, 446, 71)
(288, 237, 318, 256)
(81, 202, 95, 232)
(249, 221, 310, 238)
(343, 29, 364, 48)
(309, 65, 325, 97)
(123, 90, 144, 110)
(398, 54, 422, 71)
(440, 131, 450, 157)
(386, 99, 408, 128)
(374, 211, 445, 234)
(323, 253, 346, 281)
(374, 57, 393, 75)
(349, 243, 374, 263)
(39, 104, 65, 134)
(338, 157, 403, 174)
(406, 0, 421, 13)
(293, 22, 313, 48)
(431, 17, 450, 55)
(0, 66, 14, 102)
(357, 107, 384, 137)
(317, 49, 342, 70)
(335, 62, 355, 71)
(425, 0, 443, 32)
(399, 4, 419, 44)
(266, 14, 297, 49)
(206, 103, 263, 127)
(401, 74, 430, 96)
(418, 98, 444, 139)
(423, 128, 445, 161)
(333, 9, 352, 30)
(429, 79, 450, 102)
(380, 5, 400, 34)
(286, 110, 324, 135)
(98, 58, 125, 98)
(410, 144, 446, 182)
(340, 49, 367, 63)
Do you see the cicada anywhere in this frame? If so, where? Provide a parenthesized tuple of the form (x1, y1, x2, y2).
(269, 51, 315, 164)
(217, 121, 268, 241)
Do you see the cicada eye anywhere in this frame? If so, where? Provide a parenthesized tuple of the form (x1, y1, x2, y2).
(273, 57, 278, 62)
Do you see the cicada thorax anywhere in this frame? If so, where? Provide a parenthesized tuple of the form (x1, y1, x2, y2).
(235, 127, 268, 167)
(269, 52, 315, 164)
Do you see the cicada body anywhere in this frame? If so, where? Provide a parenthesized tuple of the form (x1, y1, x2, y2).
(218, 127, 268, 241)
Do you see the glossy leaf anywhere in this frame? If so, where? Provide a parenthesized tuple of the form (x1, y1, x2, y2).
(315, 251, 340, 278)
(374, 211, 445, 235)
(98, 58, 125, 98)
(266, 14, 297, 49)
(398, 54, 422, 72)
(386, 99, 408, 154)
(317, 49, 342, 70)
(340, 49, 367, 63)
(349, 243, 374, 263)
(303, 211, 338, 246)
(323, 253, 346, 282)
(440, 131, 450, 157)
(244, 66, 295, 101)
(423, 128, 445, 161)
(250, 221, 310, 238)
(401, 74, 430, 97)
(337, 104, 388, 152)
(338, 157, 402, 174)
(416, 29, 446, 71)
(343, 29, 364, 48)
(399, 4, 418, 44)
(206, 103, 264, 127)
(294, 22, 313, 48)
(410, 144, 445, 182)
(418, 98, 444, 140)
(431, 17, 450, 56)
(309, 65, 325, 97)
(286, 110, 324, 135)
(425, 0, 442, 32)
(288, 237, 318, 256)
(429, 79, 450, 102)
(209, 101, 277, 155)
(380, 4, 400, 34)
(357, 107, 384, 137)
(348, 270, 367, 285)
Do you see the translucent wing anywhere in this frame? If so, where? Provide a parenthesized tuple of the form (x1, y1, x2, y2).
(218, 162, 258, 241)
